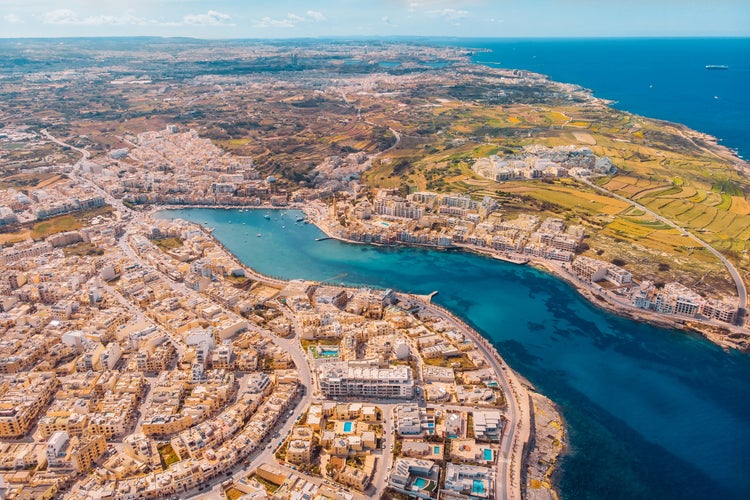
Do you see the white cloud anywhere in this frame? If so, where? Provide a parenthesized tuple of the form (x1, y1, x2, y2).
(182, 10, 233, 26)
(306, 10, 326, 22)
(42, 9, 152, 26)
(41, 9, 233, 27)
(252, 16, 294, 28)
(3, 13, 23, 23)
(428, 8, 470, 21)
(252, 11, 327, 29)
(287, 13, 306, 23)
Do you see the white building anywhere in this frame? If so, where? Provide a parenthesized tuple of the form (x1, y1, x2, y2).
(473, 411, 504, 442)
(395, 404, 436, 437)
(318, 360, 414, 399)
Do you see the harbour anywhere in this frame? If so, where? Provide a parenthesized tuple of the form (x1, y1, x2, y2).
(157, 207, 750, 499)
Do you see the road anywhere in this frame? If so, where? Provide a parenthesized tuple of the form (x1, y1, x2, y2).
(42, 128, 91, 161)
(412, 296, 529, 500)
(577, 176, 748, 317)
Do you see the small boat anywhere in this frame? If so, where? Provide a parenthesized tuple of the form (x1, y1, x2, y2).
(256, 233, 262, 237)
(705, 64, 729, 70)
(296, 216, 306, 222)
(264, 213, 271, 219)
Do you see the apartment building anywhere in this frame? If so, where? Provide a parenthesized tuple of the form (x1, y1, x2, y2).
(318, 361, 414, 399)
(0, 375, 58, 438)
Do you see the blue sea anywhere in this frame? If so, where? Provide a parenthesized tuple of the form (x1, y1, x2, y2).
(459, 38, 750, 159)
(157, 209, 750, 499)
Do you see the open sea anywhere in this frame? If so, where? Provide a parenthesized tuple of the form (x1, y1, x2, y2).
(157, 209, 750, 499)
(459, 38, 750, 159)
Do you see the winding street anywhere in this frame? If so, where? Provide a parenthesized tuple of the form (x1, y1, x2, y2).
(577, 176, 748, 318)
(413, 297, 530, 500)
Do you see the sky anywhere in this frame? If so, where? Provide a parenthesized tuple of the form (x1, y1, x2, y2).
(1, 0, 749, 39)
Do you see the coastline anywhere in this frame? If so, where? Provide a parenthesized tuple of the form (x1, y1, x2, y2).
(299, 205, 750, 353)
(152, 206, 561, 500)
(467, 39, 750, 163)
(155, 202, 749, 352)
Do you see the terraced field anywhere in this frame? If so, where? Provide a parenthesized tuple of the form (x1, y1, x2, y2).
(362, 94, 750, 297)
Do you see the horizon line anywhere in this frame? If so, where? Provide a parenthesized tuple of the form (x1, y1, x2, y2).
(1, 35, 749, 42)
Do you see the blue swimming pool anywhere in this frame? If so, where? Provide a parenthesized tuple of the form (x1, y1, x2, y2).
(483, 448, 492, 461)
(413, 477, 427, 489)
(433, 446, 441, 454)
(472, 479, 485, 495)
(343, 421, 353, 433)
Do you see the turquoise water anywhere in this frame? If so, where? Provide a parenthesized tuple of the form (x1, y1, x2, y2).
(343, 421, 353, 433)
(472, 479, 486, 495)
(483, 448, 492, 461)
(413, 477, 427, 489)
(434, 446, 441, 455)
(157, 209, 750, 499)
(319, 348, 339, 357)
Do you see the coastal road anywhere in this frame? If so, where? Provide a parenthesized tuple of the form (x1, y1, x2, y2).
(577, 176, 748, 318)
(413, 297, 530, 500)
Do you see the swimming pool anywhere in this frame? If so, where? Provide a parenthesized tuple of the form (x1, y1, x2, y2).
(343, 421, 353, 433)
(413, 477, 427, 489)
(433, 446, 441, 455)
(483, 448, 492, 461)
(472, 479, 485, 495)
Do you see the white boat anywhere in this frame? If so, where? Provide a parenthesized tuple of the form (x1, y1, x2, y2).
(256, 233, 262, 237)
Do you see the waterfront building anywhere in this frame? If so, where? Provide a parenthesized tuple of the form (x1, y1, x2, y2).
(572, 256, 632, 285)
(632, 281, 738, 324)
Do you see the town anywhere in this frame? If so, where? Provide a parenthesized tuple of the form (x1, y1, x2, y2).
(0, 126, 561, 500)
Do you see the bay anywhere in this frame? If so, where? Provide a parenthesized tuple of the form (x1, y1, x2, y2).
(157, 208, 750, 499)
